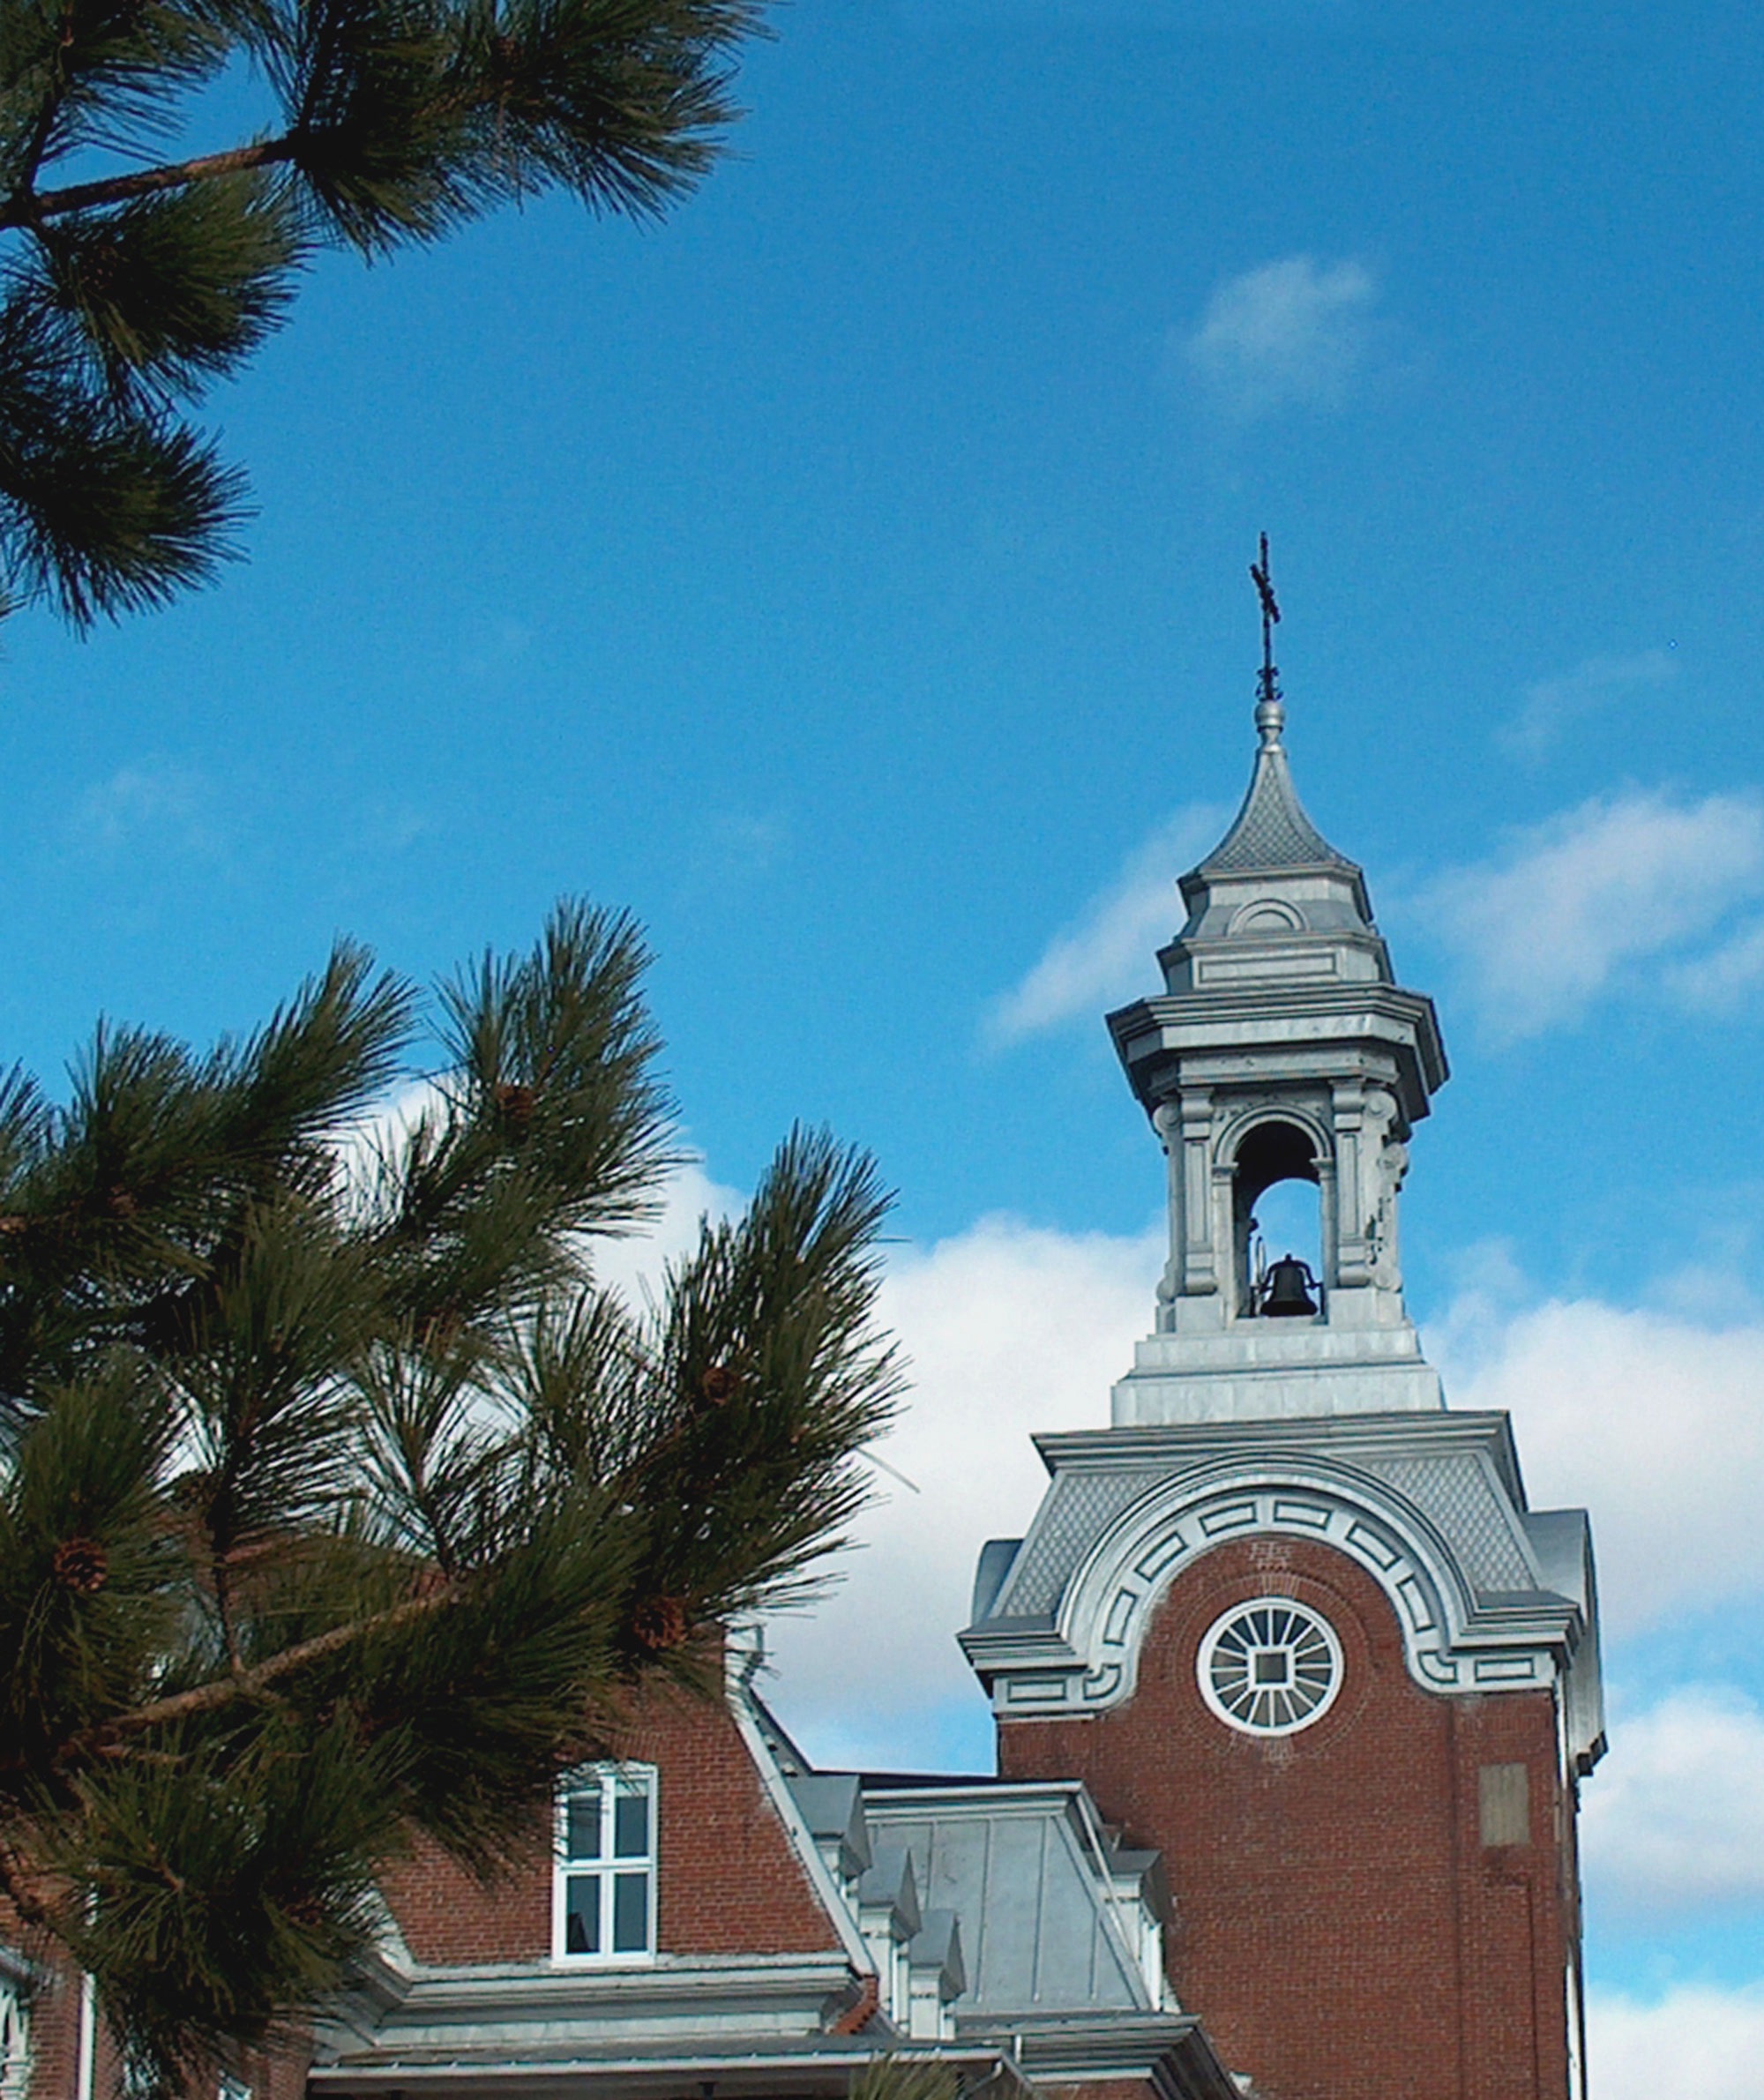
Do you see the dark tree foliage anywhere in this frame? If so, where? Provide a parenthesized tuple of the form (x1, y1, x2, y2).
(0, 899, 901, 2095)
(0, 0, 768, 627)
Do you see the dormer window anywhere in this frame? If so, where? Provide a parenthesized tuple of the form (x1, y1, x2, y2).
(554, 1764, 658, 1962)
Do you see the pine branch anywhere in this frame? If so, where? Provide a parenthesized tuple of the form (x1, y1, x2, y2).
(0, 0, 773, 626)
(0, 136, 300, 227)
(56, 1584, 458, 1752)
(0, 899, 901, 2083)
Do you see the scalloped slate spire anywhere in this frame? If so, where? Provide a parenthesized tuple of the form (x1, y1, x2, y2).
(1197, 692, 1357, 877)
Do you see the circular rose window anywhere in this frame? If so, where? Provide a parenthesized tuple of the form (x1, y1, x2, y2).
(1197, 1596, 1343, 1736)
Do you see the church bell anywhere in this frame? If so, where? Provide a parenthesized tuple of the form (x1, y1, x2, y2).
(1260, 1253, 1319, 1318)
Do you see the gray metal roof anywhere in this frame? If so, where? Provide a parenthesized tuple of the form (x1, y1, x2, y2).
(1196, 740, 1357, 878)
(860, 1783, 1158, 2019)
(787, 1773, 871, 1879)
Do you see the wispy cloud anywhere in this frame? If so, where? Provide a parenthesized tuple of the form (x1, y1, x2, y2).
(1184, 256, 1380, 418)
(1668, 913, 1764, 1010)
(674, 809, 790, 907)
(1422, 788, 1764, 1040)
(460, 617, 534, 682)
(68, 759, 216, 859)
(1499, 648, 1678, 761)
(984, 806, 1224, 1046)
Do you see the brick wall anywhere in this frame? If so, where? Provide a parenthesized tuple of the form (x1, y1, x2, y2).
(4, 1933, 313, 2100)
(6, 1941, 78, 2100)
(380, 1671, 841, 1965)
(998, 1536, 1573, 2100)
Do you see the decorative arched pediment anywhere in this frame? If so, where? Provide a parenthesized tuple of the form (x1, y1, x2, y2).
(1048, 1456, 1531, 1711)
(1227, 897, 1307, 937)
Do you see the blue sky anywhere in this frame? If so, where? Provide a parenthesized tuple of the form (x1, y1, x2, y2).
(9, 3, 1764, 2089)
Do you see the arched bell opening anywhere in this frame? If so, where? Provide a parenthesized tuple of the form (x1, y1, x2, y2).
(1231, 1118, 1324, 1319)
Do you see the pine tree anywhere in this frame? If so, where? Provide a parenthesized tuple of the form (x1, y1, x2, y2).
(0, 899, 901, 2096)
(0, 0, 768, 627)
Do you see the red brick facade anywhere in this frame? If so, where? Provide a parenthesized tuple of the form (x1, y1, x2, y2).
(379, 1669, 841, 1966)
(6, 1909, 314, 2100)
(998, 1536, 1573, 2100)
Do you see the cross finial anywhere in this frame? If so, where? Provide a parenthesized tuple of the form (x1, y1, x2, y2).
(1250, 531, 1285, 747)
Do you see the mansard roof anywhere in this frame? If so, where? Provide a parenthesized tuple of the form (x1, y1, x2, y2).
(858, 1779, 1165, 2020)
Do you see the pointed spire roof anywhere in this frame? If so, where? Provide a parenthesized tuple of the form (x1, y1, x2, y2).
(1195, 538, 1359, 881)
(1163, 654, 1383, 985)
(1197, 699, 1358, 878)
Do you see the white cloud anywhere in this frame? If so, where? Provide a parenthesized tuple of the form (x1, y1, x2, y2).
(559, 1161, 1161, 1764)
(678, 811, 789, 901)
(589, 1150, 1764, 1994)
(759, 1218, 1764, 1771)
(1434, 1287, 1764, 1631)
(762, 1212, 1162, 1767)
(1588, 1985, 1764, 2100)
(747, 1194, 1764, 1762)
(460, 616, 534, 681)
(1582, 1686, 1764, 1919)
(1499, 648, 1678, 761)
(69, 759, 215, 857)
(984, 806, 1224, 1045)
(586, 1155, 743, 1313)
(1669, 914, 1764, 1010)
(336, 1095, 740, 1305)
(1184, 255, 1379, 418)
(1423, 789, 1764, 1040)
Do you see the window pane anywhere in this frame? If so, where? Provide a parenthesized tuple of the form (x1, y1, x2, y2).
(613, 1785, 650, 1859)
(565, 1789, 603, 1861)
(564, 1872, 602, 1954)
(611, 1871, 649, 1952)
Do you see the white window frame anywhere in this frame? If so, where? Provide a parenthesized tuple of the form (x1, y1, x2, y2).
(552, 1762, 659, 1965)
(0, 1974, 31, 2100)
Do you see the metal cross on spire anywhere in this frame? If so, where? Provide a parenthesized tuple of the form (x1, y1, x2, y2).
(1249, 531, 1286, 748)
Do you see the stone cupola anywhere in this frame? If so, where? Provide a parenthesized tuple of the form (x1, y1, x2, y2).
(1104, 685, 1448, 1421)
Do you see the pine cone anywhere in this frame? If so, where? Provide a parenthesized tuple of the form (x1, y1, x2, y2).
(492, 1081, 537, 1133)
(699, 1364, 738, 1408)
(631, 1596, 691, 1652)
(52, 1536, 109, 1595)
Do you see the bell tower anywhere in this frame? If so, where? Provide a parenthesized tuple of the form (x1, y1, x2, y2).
(961, 565, 1603, 2100)
(1110, 638, 1446, 1420)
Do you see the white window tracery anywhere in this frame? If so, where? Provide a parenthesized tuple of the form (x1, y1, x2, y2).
(1198, 1596, 1342, 1737)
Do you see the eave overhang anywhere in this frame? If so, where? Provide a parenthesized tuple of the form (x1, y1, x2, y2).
(310, 2041, 1035, 2100)
(1107, 983, 1449, 1121)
